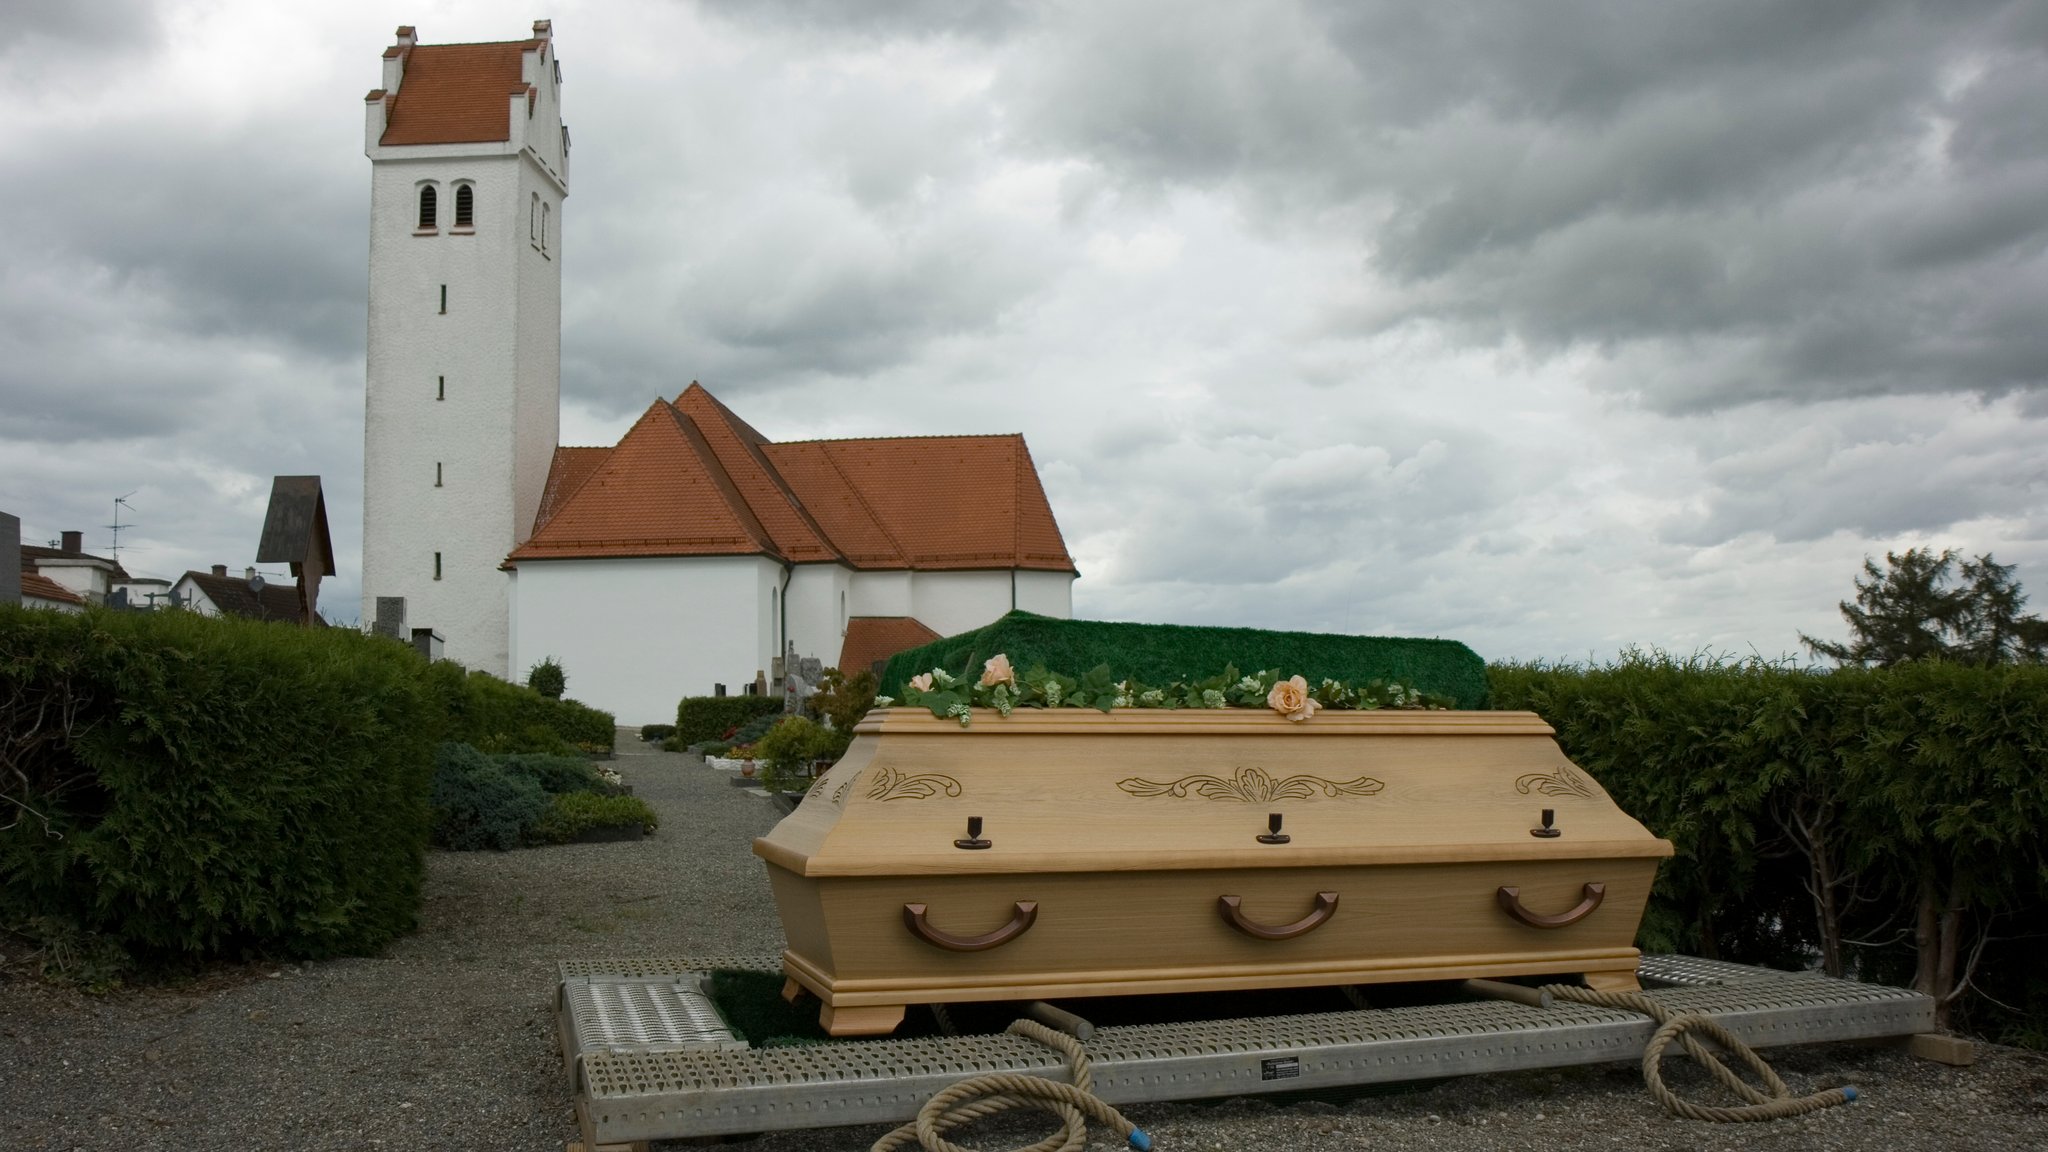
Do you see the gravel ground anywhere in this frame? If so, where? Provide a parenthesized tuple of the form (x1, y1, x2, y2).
(4, 735, 2044, 1151)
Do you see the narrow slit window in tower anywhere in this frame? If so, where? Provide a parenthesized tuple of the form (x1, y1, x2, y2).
(439, 285, 447, 314)
(435, 462, 443, 487)
(541, 203, 550, 254)
(417, 185, 437, 230)
(434, 552, 442, 581)
(437, 375, 445, 400)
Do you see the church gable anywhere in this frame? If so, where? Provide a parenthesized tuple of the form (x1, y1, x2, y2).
(379, 39, 535, 146)
(510, 402, 776, 561)
(672, 384, 839, 563)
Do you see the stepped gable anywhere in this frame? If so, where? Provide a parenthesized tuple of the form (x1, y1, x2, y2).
(771, 434, 1075, 571)
(509, 401, 778, 561)
(671, 384, 839, 563)
(533, 446, 612, 533)
(379, 38, 535, 146)
(838, 616, 943, 677)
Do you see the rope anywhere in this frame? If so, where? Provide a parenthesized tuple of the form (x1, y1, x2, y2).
(870, 1018, 1152, 1152)
(1543, 984, 1858, 1123)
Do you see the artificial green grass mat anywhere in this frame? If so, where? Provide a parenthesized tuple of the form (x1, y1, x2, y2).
(879, 611, 1489, 709)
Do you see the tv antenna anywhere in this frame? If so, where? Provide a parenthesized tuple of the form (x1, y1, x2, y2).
(108, 492, 138, 564)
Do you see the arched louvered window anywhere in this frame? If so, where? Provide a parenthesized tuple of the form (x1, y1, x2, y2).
(541, 202, 550, 253)
(530, 193, 539, 242)
(417, 185, 437, 230)
(454, 184, 474, 229)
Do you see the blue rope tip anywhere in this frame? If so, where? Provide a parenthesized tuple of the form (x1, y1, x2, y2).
(1128, 1128, 1153, 1150)
(1842, 1086, 1858, 1102)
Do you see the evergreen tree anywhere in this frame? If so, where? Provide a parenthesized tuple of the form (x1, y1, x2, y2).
(1801, 548, 2047, 666)
(526, 656, 567, 699)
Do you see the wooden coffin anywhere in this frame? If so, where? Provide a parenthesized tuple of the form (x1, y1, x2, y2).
(754, 708, 1673, 1036)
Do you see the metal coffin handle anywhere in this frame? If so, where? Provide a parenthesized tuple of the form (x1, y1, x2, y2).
(1496, 882, 1606, 929)
(1217, 891, 1339, 941)
(903, 901, 1039, 952)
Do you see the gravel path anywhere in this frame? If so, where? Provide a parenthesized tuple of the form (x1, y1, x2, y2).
(4, 736, 2044, 1151)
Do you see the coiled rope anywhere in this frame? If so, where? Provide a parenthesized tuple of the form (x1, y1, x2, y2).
(1543, 984, 1858, 1122)
(870, 1018, 1152, 1152)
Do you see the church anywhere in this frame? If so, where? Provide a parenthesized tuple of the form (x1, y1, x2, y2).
(359, 22, 1076, 722)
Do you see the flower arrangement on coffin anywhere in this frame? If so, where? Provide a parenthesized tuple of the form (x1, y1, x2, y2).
(883, 653, 1452, 727)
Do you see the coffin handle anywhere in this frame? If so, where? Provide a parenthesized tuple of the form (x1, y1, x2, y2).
(1217, 891, 1339, 941)
(1496, 882, 1605, 929)
(903, 901, 1039, 952)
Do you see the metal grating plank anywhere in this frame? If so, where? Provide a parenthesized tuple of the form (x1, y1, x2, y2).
(564, 955, 1937, 1144)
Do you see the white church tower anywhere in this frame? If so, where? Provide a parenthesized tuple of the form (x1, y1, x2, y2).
(362, 21, 567, 676)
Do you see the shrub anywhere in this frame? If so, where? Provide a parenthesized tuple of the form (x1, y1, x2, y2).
(526, 656, 567, 699)
(674, 694, 783, 745)
(1489, 654, 2048, 1043)
(880, 610, 1489, 709)
(430, 663, 615, 753)
(0, 606, 439, 970)
(532, 792, 659, 843)
(731, 710, 785, 746)
(493, 751, 611, 797)
(429, 743, 548, 851)
(640, 723, 676, 742)
(810, 669, 877, 731)
(754, 716, 852, 794)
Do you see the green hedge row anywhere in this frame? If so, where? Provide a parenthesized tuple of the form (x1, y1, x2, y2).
(434, 664, 615, 754)
(880, 611, 1489, 708)
(674, 694, 783, 745)
(0, 607, 439, 972)
(1490, 655, 2048, 1043)
(0, 606, 617, 980)
(429, 743, 650, 850)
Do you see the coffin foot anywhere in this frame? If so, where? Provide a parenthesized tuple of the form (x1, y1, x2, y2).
(1581, 969, 1641, 993)
(781, 978, 808, 1004)
(819, 1002, 906, 1037)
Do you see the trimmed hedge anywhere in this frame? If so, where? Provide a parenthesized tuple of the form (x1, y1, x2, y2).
(674, 694, 783, 745)
(1489, 655, 2048, 1044)
(0, 606, 440, 969)
(432, 663, 615, 754)
(879, 611, 1488, 709)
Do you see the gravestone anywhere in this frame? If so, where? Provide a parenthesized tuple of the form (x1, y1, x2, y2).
(373, 596, 407, 640)
(0, 511, 18, 606)
(782, 642, 826, 713)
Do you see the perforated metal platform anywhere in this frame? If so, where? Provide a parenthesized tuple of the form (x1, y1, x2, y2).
(557, 954, 1933, 1145)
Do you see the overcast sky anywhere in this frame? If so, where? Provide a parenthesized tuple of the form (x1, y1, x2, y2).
(4, 0, 2045, 664)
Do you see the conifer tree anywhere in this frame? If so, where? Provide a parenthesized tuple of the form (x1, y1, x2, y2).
(1801, 548, 2047, 666)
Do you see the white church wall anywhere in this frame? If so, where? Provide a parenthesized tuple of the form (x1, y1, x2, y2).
(910, 570, 1017, 638)
(847, 570, 912, 618)
(511, 555, 783, 724)
(1013, 569, 1075, 618)
(783, 563, 852, 667)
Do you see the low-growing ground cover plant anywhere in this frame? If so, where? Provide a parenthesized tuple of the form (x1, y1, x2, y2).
(533, 792, 659, 843)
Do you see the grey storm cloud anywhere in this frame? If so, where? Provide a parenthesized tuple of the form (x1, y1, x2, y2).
(993, 0, 2048, 412)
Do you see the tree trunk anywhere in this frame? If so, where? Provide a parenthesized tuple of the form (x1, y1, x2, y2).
(1797, 799, 1845, 978)
(1696, 898, 1720, 960)
(1933, 876, 1966, 1032)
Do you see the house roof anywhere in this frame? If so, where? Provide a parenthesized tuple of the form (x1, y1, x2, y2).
(512, 383, 1076, 573)
(838, 616, 943, 677)
(179, 571, 318, 625)
(21, 544, 130, 581)
(20, 571, 85, 606)
(379, 39, 536, 147)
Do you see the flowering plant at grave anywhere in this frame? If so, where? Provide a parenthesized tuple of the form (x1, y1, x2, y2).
(878, 653, 1451, 727)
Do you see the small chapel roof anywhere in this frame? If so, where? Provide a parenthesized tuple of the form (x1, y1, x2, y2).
(378, 38, 537, 147)
(509, 383, 1077, 573)
(838, 616, 944, 679)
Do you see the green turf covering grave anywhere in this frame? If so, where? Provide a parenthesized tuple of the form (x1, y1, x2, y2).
(877, 612, 1488, 709)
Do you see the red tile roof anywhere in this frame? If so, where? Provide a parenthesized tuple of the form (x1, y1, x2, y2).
(513, 384, 1076, 572)
(838, 616, 943, 676)
(510, 401, 777, 560)
(533, 446, 612, 532)
(21, 543, 130, 581)
(380, 40, 537, 147)
(19, 571, 84, 606)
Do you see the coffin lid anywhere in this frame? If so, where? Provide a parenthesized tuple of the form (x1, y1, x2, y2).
(754, 709, 1675, 877)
